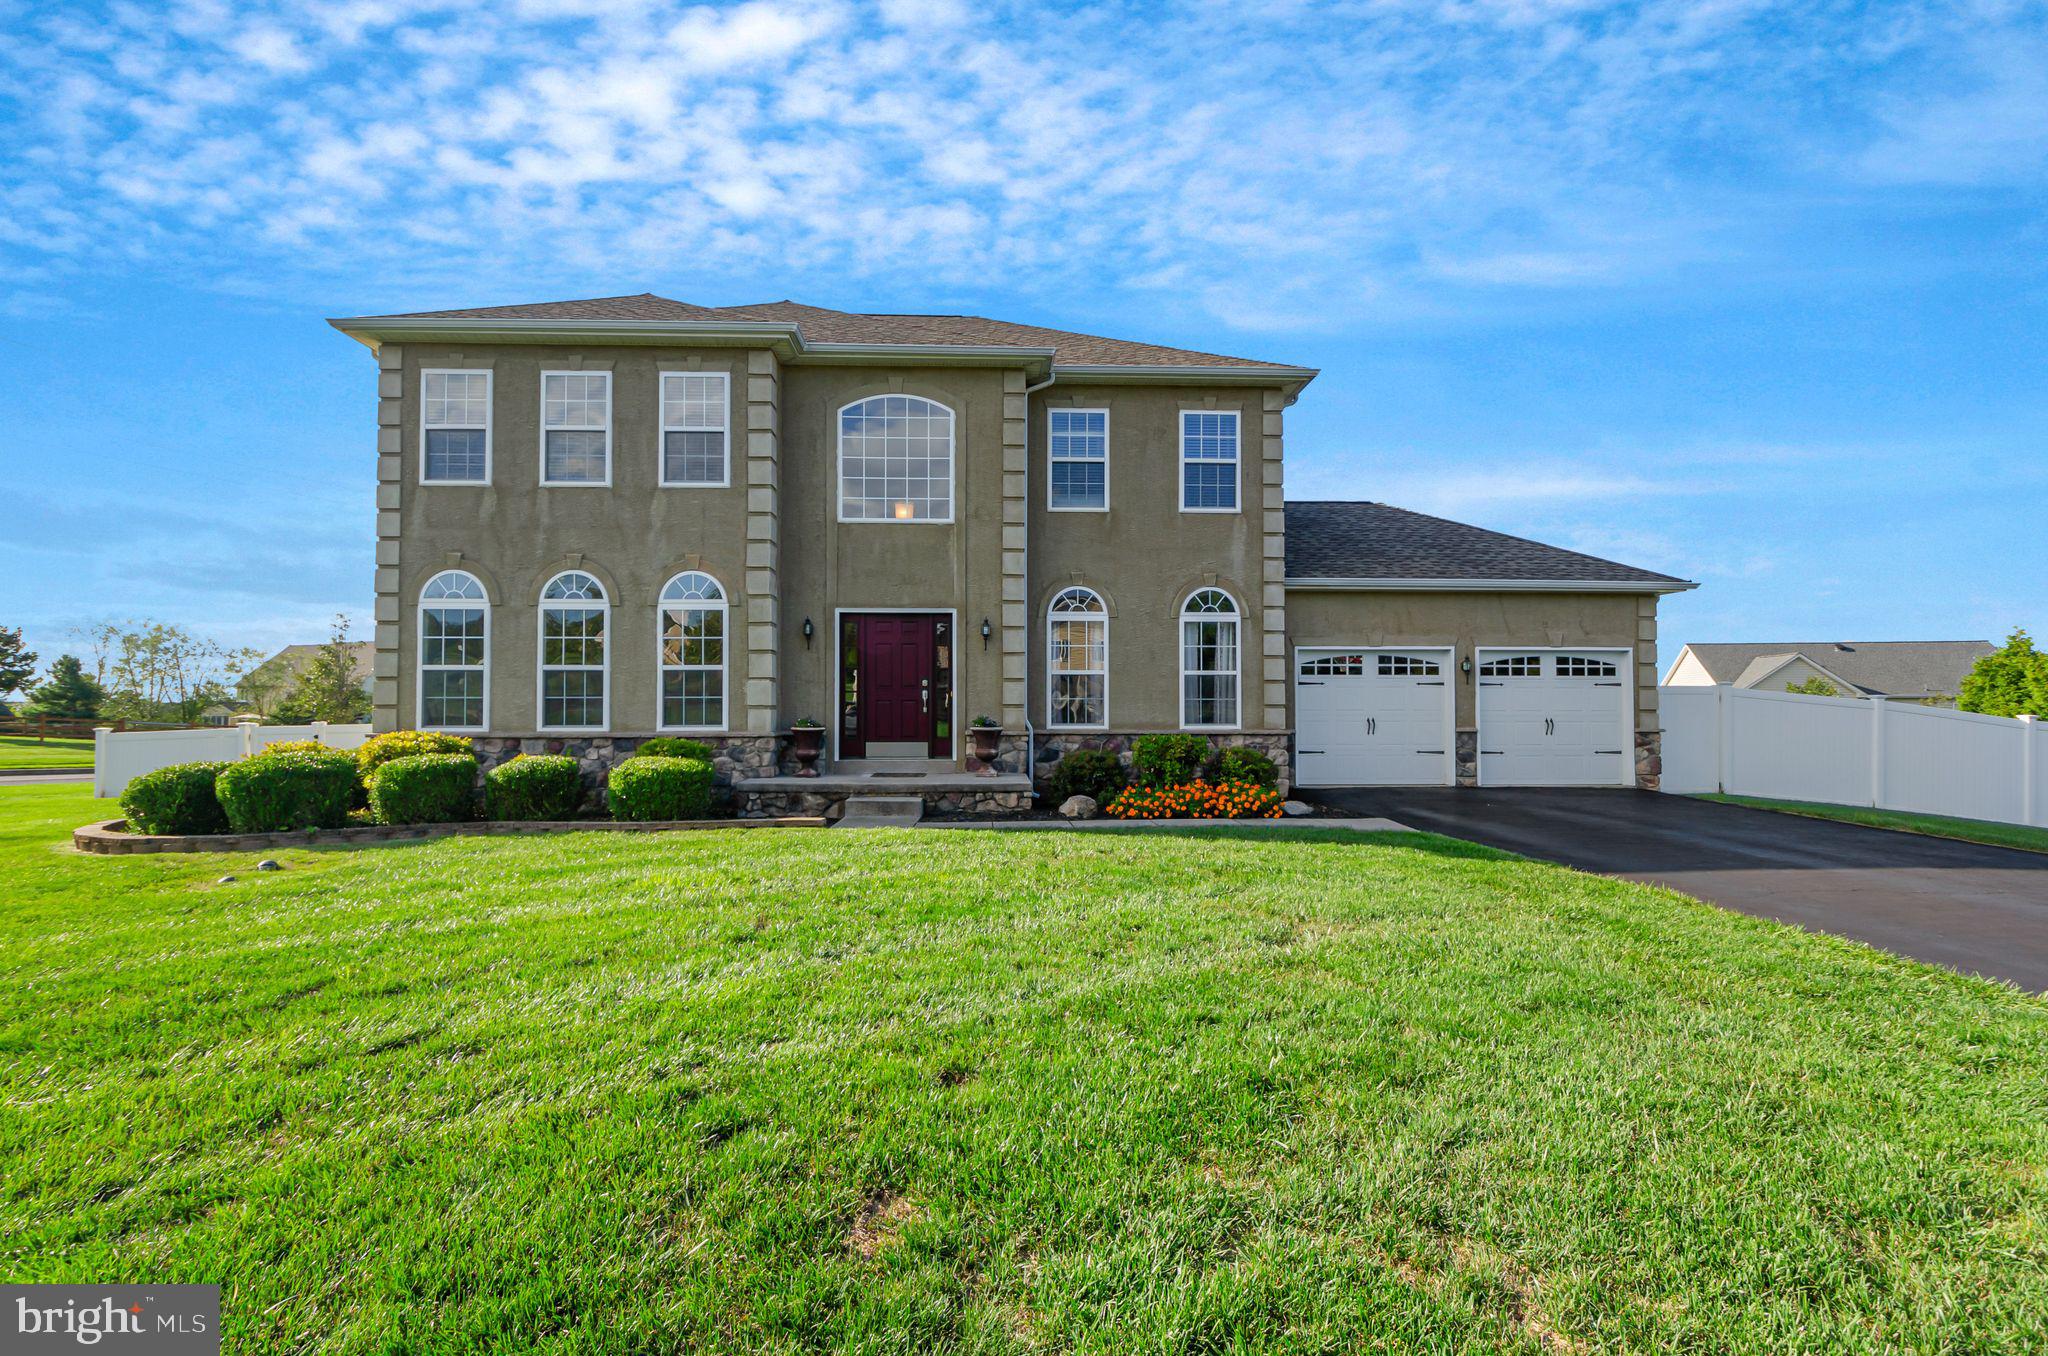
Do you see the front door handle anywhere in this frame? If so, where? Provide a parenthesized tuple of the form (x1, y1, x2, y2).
(921, 677, 930, 714)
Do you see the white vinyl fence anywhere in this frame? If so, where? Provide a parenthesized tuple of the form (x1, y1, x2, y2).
(1661, 685, 2047, 828)
(94, 720, 373, 799)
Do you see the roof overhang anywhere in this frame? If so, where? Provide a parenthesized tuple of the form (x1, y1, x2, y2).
(1283, 576, 1699, 594)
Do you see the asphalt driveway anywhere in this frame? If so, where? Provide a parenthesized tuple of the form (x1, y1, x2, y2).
(1307, 787, 2048, 993)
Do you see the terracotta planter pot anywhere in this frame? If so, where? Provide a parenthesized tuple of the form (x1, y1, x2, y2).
(969, 726, 1002, 775)
(789, 726, 825, 777)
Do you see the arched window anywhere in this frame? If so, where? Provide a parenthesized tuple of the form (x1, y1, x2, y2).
(1179, 588, 1239, 729)
(538, 571, 608, 730)
(418, 570, 488, 730)
(837, 395, 954, 522)
(658, 571, 727, 731)
(1047, 587, 1108, 728)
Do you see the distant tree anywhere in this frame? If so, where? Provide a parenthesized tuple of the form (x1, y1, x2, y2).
(1957, 630, 2048, 717)
(71, 620, 264, 722)
(270, 617, 371, 724)
(1784, 676, 1840, 697)
(0, 626, 37, 701)
(23, 655, 108, 721)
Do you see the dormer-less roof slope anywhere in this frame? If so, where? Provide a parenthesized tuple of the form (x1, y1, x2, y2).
(1283, 500, 1694, 591)
(1679, 641, 1994, 696)
(330, 293, 1310, 374)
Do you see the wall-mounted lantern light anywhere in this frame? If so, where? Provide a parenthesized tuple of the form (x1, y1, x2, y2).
(980, 618, 992, 650)
(802, 617, 814, 649)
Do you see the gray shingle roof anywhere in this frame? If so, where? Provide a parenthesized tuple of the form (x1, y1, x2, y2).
(1283, 501, 1689, 586)
(1680, 641, 1994, 697)
(335, 294, 1304, 371)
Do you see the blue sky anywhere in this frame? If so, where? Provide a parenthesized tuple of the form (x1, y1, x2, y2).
(4, 0, 2046, 674)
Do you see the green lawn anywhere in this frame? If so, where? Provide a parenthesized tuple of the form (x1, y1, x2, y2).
(4, 783, 2045, 1353)
(1704, 793, 2048, 856)
(0, 733, 94, 770)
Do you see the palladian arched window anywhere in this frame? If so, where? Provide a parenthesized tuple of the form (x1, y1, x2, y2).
(837, 395, 954, 521)
(1180, 588, 1239, 729)
(1047, 587, 1108, 728)
(658, 571, 727, 731)
(539, 571, 608, 730)
(418, 570, 488, 730)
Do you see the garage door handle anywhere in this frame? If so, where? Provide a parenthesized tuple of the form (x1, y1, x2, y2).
(1299, 680, 1324, 686)
(1416, 749, 1443, 754)
(1480, 681, 1503, 687)
(1481, 750, 1503, 755)
(1596, 681, 1622, 687)
(1545, 718, 1554, 736)
(1597, 749, 1624, 754)
(1418, 680, 1445, 686)
(1367, 717, 1376, 735)
(1299, 749, 1325, 755)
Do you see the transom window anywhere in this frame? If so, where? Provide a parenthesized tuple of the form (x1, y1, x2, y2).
(1379, 654, 1441, 676)
(659, 571, 727, 730)
(661, 372, 729, 486)
(421, 371, 490, 484)
(1180, 411, 1239, 512)
(418, 570, 487, 730)
(838, 395, 955, 521)
(1300, 654, 1366, 676)
(1479, 654, 1541, 677)
(1180, 588, 1240, 728)
(541, 372, 611, 485)
(539, 571, 607, 729)
(1047, 587, 1108, 728)
(1556, 655, 1618, 677)
(1048, 409, 1109, 510)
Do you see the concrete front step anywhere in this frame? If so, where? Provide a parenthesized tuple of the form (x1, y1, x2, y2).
(734, 772, 1033, 821)
(835, 795, 925, 828)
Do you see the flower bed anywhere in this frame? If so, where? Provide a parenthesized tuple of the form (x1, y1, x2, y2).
(1103, 780, 1285, 821)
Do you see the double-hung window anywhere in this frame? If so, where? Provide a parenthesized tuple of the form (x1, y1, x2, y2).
(1047, 587, 1108, 727)
(1180, 588, 1240, 728)
(1180, 410, 1239, 512)
(541, 372, 611, 485)
(539, 571, 608, 729)
(421, 371, 490, 483)
(661, 372, 729, 486)
(418, 570, 488, 730)
(1048, 409, 1108, 510)
(658, 572, 727, 730)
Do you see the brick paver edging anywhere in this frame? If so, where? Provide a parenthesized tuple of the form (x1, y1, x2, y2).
(73, 816, 827, 855)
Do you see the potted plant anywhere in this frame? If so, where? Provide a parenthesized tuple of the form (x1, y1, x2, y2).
(788, 718, 825, 777)
(968, 716, 1002, 776)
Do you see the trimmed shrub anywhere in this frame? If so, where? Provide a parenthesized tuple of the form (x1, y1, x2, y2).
(254, 739, 331, 758)
(484, 755, 584, 821)
(1206, 746, 1278, 791)
(120, 761, 230, 835)
(1131, 733, 1209, 789)
(1044, 749, 1127, 806)
(216, 749, 358, 833)
(633, 735, 715, 762)
(368, 753, 479, 825)
(608, 756, 714, 822)
(356, 730, 474, 787)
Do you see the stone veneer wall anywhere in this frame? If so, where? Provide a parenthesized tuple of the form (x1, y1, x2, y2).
(471, 734, 784, 800)
(741, 787, 1031, 819)
(1451, 730, 1663, 791)
(1033, 731, 1294, 795)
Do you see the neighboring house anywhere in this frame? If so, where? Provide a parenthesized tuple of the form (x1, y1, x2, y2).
(197, 702, 245, 726)
(237, 642, 377, 711)
(330, 294, 1694, 808)
(1662, 640, 1994, 707)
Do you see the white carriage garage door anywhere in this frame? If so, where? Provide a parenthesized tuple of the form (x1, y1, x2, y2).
(1293, 647, 1454, 787)
(1475, 648, 1633, 787)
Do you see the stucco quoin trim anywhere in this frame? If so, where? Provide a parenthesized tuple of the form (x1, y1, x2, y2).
(1283, 577, 1700, 595)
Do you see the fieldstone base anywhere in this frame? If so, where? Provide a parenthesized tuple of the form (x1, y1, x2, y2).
(1635, 731, 1662, 792)
(738, 783, 1033, 820)
(472, 735, 783, 803)
(1033, 731, 1294, 794)
(1456, 730, 1478, 786)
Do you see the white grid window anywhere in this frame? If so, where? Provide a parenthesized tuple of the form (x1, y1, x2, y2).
(1049, 409, 1108, 510)
(1180, 588, 1240, 728)
(659, 571, 726, 730)
(661, 372, 729, 486)
(539, 571, 607, 729)
(1480, 655, 1541, 677)
(1181, 411, 1239, 511)
(838, 395, 954, 521)
(1379, 654, 1441, 677)
(1047, 586, 1108, 728)
(418, 570, 487, 730)
(1300, 654, 1366, 676)
(422, 372, 491, 483)
(542, 372, 611, 485)
(1556, 655, 1618, 678)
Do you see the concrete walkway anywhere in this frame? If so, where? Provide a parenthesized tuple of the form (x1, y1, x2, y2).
(921, 816, 1411, 833)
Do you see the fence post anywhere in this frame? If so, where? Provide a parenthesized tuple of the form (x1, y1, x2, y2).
(235, 714, 259, 760)
(93, 726, 111, 799)
(2022, 714, 2038, 827)
(1867, 694, 1886, 809)
(310, 719, 329, 745)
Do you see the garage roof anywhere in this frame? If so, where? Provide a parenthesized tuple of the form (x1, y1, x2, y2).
(1284, 501, 1693, 591)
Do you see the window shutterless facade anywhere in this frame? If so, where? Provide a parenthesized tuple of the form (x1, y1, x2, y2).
(1180, 588, 1240, 728)
(417, 570, 488, 730)
(420, 370, 491, 484)
(660, 372, 730, 487)
(837, 394, 954, 521)
(1046, 586, 1108, 728)
(1048, 408, 1108, 511)
(538, 571, 608, 730)
(1180, 410, 1240, 512)
(658, 571, 727, 731)
(540, 372, 611, 485)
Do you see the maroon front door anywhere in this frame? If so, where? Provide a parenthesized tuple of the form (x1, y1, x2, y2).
(842, 615, 950, 758)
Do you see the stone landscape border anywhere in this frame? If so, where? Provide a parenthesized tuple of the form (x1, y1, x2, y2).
(73, 816, 826, 855)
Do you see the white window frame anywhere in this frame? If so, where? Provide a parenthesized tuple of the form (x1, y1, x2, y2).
(416, 570, 490, 732)
(1179, 587, 1241, 730)
(835, 394, 957, 524)
(1045, 586, 1109, 729)
(656, 571, 729, 733)
(1047, 407, 1110, 512)
(1179, 409, 1241, 514)
(419, 369, 493, 486)
(539, 370, 613, 488)
(658, 371, 731, 489)
(536, 571, 610, 732)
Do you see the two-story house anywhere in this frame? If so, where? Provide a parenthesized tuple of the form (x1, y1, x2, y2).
(332, 295, 1693, 814)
